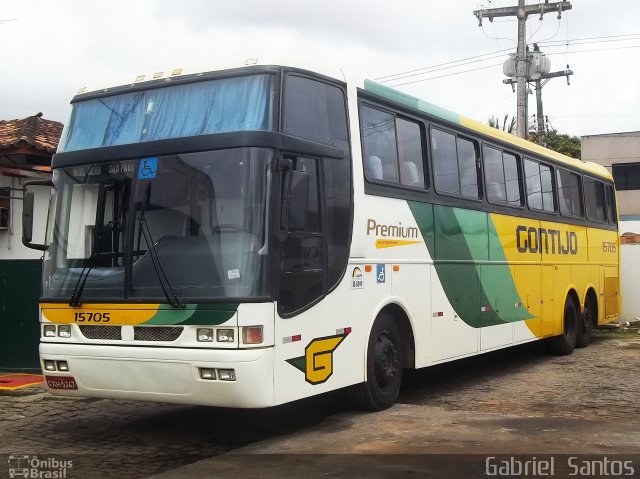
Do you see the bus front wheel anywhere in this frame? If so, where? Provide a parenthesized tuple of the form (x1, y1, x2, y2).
(545, 297, 579, 355)
(349, 311, 404, 411)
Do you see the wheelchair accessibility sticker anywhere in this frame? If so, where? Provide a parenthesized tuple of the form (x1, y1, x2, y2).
(376, 264, 385, 283)
(138, 157, 158, 179)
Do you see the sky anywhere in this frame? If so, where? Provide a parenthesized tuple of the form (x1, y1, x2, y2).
(1, 0, 639, 138)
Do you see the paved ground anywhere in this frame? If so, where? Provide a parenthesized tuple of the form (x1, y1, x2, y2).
(1, 331, 639, 478)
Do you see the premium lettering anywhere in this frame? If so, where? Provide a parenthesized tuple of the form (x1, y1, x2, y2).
(516, 225, 578, 255)
(367, 219, 419, 239)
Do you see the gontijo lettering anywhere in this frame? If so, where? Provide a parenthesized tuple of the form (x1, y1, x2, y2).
(516, 225, 578, 255)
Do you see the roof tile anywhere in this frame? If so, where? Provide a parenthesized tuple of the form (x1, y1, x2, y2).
(0, 113, 64, 154)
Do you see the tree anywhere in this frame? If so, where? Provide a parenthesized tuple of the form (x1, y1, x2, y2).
(488, 114, 517, 134)
(529, 129, 581, 159)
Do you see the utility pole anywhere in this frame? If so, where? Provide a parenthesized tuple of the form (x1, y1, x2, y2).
(473, 1, 572, 139)
(504, 57, 573, 146)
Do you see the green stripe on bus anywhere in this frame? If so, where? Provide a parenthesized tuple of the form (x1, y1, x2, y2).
(146, 303, 238, 325)
(364, 80, 461, 125)
(408, 202, 532, 327)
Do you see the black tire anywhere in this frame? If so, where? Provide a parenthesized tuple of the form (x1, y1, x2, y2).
(576, 295, 595, 348)
(349, 311, 404, 411)
(545, 297, 579, 355)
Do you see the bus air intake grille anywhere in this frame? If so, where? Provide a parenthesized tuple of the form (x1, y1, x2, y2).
(79, 325, 122, 341)
(133, 326, 184, 342)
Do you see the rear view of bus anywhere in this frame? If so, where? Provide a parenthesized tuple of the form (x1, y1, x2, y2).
(25, 62, 353, 408)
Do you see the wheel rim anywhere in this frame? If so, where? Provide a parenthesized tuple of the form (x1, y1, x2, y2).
(373, 330, 399, 391)
(565, 306, 577, 343)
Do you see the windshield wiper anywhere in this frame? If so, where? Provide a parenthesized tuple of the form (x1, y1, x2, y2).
(69, 221, 115, 307)
(136, 187, 184, 309)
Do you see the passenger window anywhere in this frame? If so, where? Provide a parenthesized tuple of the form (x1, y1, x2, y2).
(584, 177, 607, 223)
(557, 169, 583, 217)
(361, 105, 425, 188)
(457, 138, 479, 198)
(361, 106, 399, 182)
(483, 145, 522, 206)
(605, 185, 617, 225)
(525, 158, 555, 212)
(431, 128, 479, 198)
(397, 118, 425, 188)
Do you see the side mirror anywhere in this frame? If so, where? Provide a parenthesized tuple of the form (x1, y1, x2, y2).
(22, 180, 53, 251)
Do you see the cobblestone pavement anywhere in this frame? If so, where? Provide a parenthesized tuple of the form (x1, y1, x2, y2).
(1, 332, 639, 479)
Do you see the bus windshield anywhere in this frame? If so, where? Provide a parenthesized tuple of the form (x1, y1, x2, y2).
(58, 74, 274, 152)
(43, 148, 271, 302)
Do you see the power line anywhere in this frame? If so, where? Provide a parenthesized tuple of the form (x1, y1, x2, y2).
(374, 47, 512, 81)
(386, 63, 503, 87)
(538, 32, 640, 46)
(376, 31, 640, 86)
(544, 44, 640, 56)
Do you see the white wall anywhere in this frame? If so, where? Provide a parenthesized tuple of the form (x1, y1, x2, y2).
(620, 220, 640, 321)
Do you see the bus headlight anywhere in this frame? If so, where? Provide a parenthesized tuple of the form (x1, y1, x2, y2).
(58, 325, 72, 338)
(197, 328, 214, 342)
(43, 360, 56, 371)
(216, 329, 234, 342)
(43, 325, 56, 337)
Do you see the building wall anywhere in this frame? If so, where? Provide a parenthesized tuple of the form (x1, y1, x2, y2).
(582, 132, 640, 218)
(0, 175, 50, 370)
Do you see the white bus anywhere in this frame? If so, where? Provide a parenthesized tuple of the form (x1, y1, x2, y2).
(24, 60, 620, 410)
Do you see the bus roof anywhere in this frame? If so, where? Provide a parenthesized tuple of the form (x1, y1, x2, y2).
(71, 58, 610, 181)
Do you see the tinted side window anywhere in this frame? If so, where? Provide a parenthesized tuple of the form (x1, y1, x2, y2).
(584, 177, 606, 223)
(525, 158, 555, 212)
(278, 158, 323, 315)
(540, 164, 555, 212)
(361, 105, 425, 188)
(431, 128, 479, 199)
(557, 169, 583, 217)
(283, 76, 349, 151)
(606, 185, 618, 225)
(525, 158, 543, 210)
(457, 138, 479, 198)
(397, 118, 425, 188)
(432, 129, 459, 195)
(361, 106, 399, 183)
(284, 76, 352, 292)
(483, 146, 521, 206)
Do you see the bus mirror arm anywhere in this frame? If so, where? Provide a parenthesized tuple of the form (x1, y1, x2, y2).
(22, 180, 53, 251)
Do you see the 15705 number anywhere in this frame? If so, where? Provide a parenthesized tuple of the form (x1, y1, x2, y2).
(73, 312, 111, 323)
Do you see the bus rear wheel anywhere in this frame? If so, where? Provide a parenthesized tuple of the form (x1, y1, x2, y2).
(576, 295, 596, 348)
(545, 297, 579, 355)
(349, 311, 404, 411)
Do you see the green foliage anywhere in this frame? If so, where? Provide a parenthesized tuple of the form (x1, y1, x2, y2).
(488, 114, 517, 134)
(529, 130, 581, 159)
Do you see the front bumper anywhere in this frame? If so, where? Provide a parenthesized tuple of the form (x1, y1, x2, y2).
(40, 342, 274, 408)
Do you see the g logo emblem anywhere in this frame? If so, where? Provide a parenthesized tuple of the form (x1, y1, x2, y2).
(287, 332, 350, 385)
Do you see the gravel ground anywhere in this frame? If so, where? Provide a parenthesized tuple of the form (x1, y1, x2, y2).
(1, 331, 639, 479)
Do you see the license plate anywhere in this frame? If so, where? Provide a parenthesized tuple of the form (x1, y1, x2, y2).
(45, 376, 78, 390)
